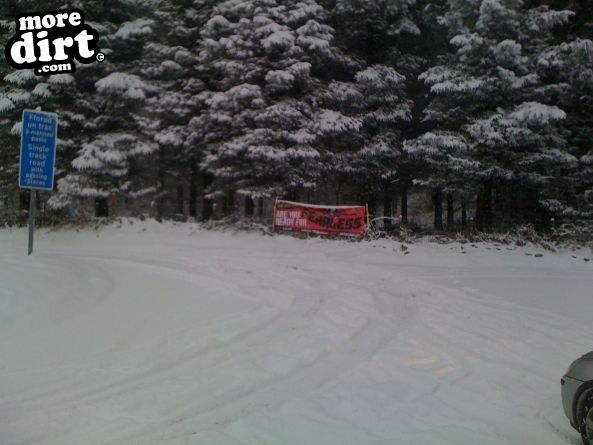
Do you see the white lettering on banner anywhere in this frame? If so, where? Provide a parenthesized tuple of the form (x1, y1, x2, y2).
(276, 210, 307, 227)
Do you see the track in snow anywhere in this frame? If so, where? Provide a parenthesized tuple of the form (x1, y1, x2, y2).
(1, 222, 591, 445)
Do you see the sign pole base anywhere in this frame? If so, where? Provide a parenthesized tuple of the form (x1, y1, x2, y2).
(28, 189, 35, 256)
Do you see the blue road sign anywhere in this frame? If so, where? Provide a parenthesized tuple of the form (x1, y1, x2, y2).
(19, 109, 58, 191)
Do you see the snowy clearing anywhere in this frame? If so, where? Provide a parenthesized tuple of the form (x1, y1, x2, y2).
(1, 221, 592, 445)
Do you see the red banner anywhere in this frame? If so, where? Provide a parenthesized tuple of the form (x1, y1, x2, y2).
(273, 200, 367, 236)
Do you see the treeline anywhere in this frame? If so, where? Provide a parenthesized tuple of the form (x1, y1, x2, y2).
(0, 0, 592, 231)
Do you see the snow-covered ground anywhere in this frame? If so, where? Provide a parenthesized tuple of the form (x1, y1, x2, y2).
(1, 220, 592, 445)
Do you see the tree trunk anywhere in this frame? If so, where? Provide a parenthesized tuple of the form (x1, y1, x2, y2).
(258, 197, 264, 216)
(510, 185, 521, 227)
(95, 197, 109, 217)
(461, 197, 467, 231)
(284, 190, 298, 202)
(202, 199, 213, 221)
(221, 196, 228, 216)
(223, 190, 235, 216)
(201, 172, 213, 221)
(446, 194, 454, 231)
(383, 198, 392, 230)
(367, 202, 375, 223)
(176, 184, 184, 215)
(494, 185, 504, 230)
(476, 182, 493, 232)
(434, 188, 443, 231)
(400, 186, 408, 226)
(484, 183, 493, 231)
(245, 196, 254, 216)
(475, 193, 482, 231)
(189, 166, 198, 218)
(526, 188, 545, 230)
(156, 147, 165, 221)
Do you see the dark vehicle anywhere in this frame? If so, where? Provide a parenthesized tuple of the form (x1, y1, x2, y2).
(562, 352, 593, 444)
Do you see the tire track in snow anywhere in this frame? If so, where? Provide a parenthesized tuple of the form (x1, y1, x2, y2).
(5, 253, 324, 414)
(105, 296, 414, 445)
(0, 255, 115, 404)
(20, 253, 416, 445)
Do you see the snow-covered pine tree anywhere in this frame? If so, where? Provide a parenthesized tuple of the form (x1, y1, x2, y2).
(535, 0, 593, 219)
(328, 0, 420, 68)
(133, 0, 215, 221)
(414, 0, 576, 231)
(195, 0, 356, 212)
(311, 79, 363, 206)
(0, 0, 86, 223)
(325, 0, 448, 225)
(0, 4, 27, 224)
(352, 65, 411, 215)
(48, 0, 163, 219)
(317, 64, 412, 213)
(403, 131, 475, 230)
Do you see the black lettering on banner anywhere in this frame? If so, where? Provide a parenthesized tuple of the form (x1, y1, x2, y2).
(298, 207, 364, 232)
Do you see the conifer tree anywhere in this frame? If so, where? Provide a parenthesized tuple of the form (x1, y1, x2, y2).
(535, 0, 593, 218)
(48, 0, 163, 217)
(326, 0, 447, 224)
(196, 0, 354, 207)
(0, 0, 83, 222)
(134, 0, 211, 220)
(412, 0, 576, 230)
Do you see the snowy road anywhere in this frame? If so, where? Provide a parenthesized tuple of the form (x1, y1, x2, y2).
(1, 221, 592, 445)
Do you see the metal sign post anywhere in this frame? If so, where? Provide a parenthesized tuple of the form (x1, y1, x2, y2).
(19, 109, 58, 256)
(28, 190, 35, 255)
